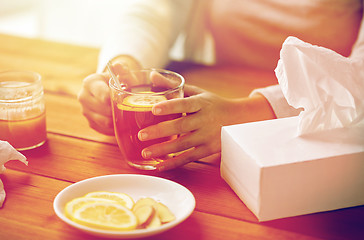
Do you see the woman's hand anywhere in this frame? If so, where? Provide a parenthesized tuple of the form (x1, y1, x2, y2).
(137, 84, 236, 171)
(78, 55, 142, 135)
(138, 82, 277, 171)
(78, 71, 114, 135)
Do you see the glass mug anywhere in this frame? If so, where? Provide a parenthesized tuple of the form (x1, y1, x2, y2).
(0, 71, 47, 150)
(109, 68, 184, 170)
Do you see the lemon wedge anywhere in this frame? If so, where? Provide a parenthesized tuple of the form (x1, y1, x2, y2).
(72, 202, 138, 231)
(83, 191, 134, 209)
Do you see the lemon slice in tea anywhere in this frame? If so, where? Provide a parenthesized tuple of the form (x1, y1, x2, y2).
(72, 202, 138, 231)
(118, 94, 167, 111)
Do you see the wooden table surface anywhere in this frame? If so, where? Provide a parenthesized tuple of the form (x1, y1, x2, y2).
(1, 33, 364, 240)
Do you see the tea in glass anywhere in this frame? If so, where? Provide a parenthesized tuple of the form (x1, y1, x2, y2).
(109, 69, 184, 170)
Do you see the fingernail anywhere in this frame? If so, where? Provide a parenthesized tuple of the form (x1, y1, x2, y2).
(153, 107, 161, 115)
(142, 150, 152, 159)
(138, 131, 148, 140)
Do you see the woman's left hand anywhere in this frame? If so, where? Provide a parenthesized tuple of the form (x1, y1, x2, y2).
(137, 83, 235, 171)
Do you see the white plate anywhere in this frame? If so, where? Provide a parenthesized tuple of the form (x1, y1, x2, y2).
(53, 174, 195, 239)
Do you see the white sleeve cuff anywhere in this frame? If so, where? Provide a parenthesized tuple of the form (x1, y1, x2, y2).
(249, 85, 302, 118)
(96, 0, 194, 73)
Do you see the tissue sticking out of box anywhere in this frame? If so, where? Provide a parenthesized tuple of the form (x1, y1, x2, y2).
(275, 36, 364, 136)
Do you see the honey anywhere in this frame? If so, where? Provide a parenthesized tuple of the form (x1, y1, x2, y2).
(0, 71, 47, 150)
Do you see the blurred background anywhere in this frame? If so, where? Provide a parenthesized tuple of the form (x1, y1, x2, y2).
(0, 0, 127, 47)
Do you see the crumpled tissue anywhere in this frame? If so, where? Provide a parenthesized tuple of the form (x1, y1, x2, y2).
(275, 36, 364, 135)
(220, 36, 364, 221)
(0, 140, 27, 208)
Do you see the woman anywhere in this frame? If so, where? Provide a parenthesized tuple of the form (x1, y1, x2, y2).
(78, 0, 364, 171)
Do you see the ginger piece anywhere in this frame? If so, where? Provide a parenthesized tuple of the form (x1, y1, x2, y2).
(155, 202, 176, 223)
(134, 205, 154, 226)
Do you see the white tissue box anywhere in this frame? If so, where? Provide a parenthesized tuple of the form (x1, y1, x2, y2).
(221, 116, 364, 222)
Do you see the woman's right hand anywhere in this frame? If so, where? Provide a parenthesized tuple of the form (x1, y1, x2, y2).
(78, 55, 142, 135)
(78, 71, 114, 135)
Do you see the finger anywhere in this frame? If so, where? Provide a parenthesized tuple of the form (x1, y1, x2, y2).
(183, 84, 204, 96)
(150, 70, 183, 90)
(156, 146, 211, 171)
(138, 113, 202, 141)
(78, 83, 112, 117)
(150, 72, 202, 99)
(112, 62, 144, 86)
(80, 98, 112, 117)
(141, 131, 205, 159)
(152, 95, 203, 115)
(83, 110, 115, 136)
(81, 74, 111, 104)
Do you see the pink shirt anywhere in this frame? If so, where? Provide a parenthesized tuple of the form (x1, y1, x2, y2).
(206, 0, 363, 117)
(208, 0, 362, 70)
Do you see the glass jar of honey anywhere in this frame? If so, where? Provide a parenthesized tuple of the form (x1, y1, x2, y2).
(0, 71, 47, 150)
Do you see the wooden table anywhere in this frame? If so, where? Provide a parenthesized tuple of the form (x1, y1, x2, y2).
(1, 33, 363, 240)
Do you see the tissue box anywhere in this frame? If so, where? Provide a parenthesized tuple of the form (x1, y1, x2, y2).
(221, 116, 364, 222)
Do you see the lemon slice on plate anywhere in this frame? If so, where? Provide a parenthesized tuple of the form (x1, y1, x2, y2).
(83, 191, 134, 209)
(65, 197, 116, 218)
(72, 202, 138, 231)
(118, 94, 167, 111)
